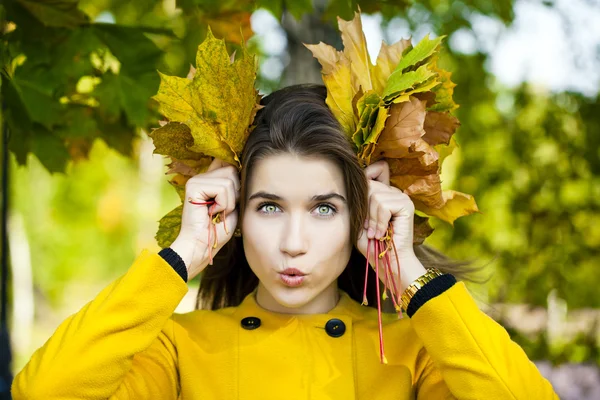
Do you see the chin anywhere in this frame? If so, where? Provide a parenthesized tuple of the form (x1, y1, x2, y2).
(267, 285, 315, 309)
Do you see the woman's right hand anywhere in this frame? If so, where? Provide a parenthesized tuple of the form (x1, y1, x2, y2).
(169, 158, 240, 281)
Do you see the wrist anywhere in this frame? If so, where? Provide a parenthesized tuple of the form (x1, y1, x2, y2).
(395, 253, 427, 293)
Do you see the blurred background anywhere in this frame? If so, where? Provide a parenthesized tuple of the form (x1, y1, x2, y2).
(1, 0, 599, 398)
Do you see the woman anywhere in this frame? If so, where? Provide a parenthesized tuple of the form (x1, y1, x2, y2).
(12, 85, 558, 399)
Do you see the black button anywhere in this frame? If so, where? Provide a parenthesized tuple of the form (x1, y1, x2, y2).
(325, 318, 346, 338)
(241, 317, 261, 330)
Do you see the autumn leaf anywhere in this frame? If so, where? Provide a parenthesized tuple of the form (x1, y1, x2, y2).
(428, 58, 459, 113)
(337, 12, 375, 93)
(373, 96, 427, 159)
(153, 28, 261, 168)
(148, 122, 205, 160)
(422, 111, 460, 146)
(166, 157, 212, 177)
(156, 205, 183, 249)
(372, 38, 412, 93)
(414, 215, 434, 245)
(413, 191, 480, 225)
(304, 42, 356, 139)
(394, 34, 444, 73)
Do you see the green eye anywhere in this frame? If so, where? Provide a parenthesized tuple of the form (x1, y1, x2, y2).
(316, 205, 335, 216)
(258, 203, 280, 214)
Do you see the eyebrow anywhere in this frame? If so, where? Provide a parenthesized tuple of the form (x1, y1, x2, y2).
(248, 191, 347, 204)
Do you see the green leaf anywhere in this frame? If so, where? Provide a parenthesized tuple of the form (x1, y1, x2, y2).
(156, 205, 183, 248)
(382, 64, 436, 101)
(17, 0, 88, 28)
(92, 24, 163, 76)
(10, 72, 63, 129)
(395, 34, 444, 73)
(31, 128, 71, 173)
(94, 71, 158, 127)
(285, 0, 313, 20)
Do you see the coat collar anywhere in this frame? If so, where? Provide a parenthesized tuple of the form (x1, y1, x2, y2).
(232, 288, 368, 324)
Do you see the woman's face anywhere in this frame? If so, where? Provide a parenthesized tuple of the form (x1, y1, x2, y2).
(242, 153, 352, 314)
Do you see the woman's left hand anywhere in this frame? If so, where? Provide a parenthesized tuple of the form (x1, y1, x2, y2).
(356, 160, 427, 293)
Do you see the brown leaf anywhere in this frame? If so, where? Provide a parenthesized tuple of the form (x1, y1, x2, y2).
(422, 111, 460, 146)
(413, 215, 434, 245)
(166, 157, 212, 177)
(374, 96, 427, 159)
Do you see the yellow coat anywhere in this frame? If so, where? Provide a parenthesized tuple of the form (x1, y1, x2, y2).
(13, 250, 558, 399)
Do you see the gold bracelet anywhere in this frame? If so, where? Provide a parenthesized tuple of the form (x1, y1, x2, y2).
(400, 268, 444, 313)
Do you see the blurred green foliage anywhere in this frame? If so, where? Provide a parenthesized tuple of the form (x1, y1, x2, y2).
(1, 0, 599, 368)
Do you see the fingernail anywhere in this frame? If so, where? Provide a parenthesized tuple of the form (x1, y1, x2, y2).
(367, 227, 375, 238)
(364, 219, 369, 229)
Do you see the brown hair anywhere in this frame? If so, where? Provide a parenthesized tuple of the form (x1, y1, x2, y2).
(196, 84, 480, 311)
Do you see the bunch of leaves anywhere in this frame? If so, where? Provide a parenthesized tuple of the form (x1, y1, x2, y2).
(149, 29, 261, 249)
(0, 0, 175, 173)
(306, 10, 480, 364)
(305, 11, 479, 236)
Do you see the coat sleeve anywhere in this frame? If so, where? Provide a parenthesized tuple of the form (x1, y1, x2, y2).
(410, 281, 559, 400)
(12, 249, 189, 400)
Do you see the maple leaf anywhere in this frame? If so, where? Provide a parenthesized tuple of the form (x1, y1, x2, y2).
(373, 96, 427, 160)
(153, 28, 261, 168)
(413, 191, 480, 225)
(422, 111, 460, 146)
(414, 215, 435, 245)
(304, 42, 356, 139)
(428, 58, 459, 113)
(166, 157, 212, 177)
(337, 12, 375, 94)
(372, 38, 412, 93)
(156, 205, 183, 249)
(148, 122, 205, 160)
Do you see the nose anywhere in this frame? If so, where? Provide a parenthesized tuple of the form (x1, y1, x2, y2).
(279, 213, 308, 257)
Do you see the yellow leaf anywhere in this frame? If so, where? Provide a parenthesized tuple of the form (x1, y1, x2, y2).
(338, 12, 375, 93)
(372, 38, 412, 93)
(305, 42, 355, 139)
(413, 190, 480, 225)
(153, 29, 260, 168)
(429, 58, 459, 112)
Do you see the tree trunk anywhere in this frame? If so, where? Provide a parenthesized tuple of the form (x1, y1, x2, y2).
(279, 0, 342, 86)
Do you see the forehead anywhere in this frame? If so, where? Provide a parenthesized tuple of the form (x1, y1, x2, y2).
(248, 154, 346, 197)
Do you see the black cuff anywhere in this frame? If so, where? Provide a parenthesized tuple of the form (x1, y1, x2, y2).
(159, 247, 188, 283)
(406, 274, 456, 317)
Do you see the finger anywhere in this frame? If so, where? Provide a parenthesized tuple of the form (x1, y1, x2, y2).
(207, 158, 229, 172)
(375, 200, 392, 239)
(367, 191, 379, 239)
(365, 160, 390, 185)
(223, 178, 236, 214)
